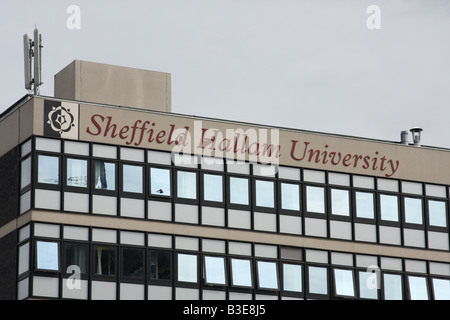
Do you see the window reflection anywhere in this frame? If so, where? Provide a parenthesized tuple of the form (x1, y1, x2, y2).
(283, 264, 302, 293)
(333, 268, 355, 297)
(150, 168, 171, 196)
(432, 278, 450, 300)
(308, 266, 328, 295)
(67, 158, 87, 188)
(355, 192, 374, 219)
(229, 177, 249, 205)
(380, 194, 399, 222)
(21, 157, 32, 189)
(204, 256, 226, 285)
(231, 258, 253, 287)
(203, 174, 223, 202)
(122, 248, 144, 278)
(177, 171, 197, 200)
(94, 161, 115, 191)
(408, 275, 429, 300)
(404, 197, 423, 224)
(331, 189, 350, 216)
(383, 273, 403, 300)
(255, 180, 275, 208)
(306, 186, 325, 214)
(257, 261, 278, 290)
(358, 270, 378, 299)
(281, 183, 300, 211)
(38, 155, 59, 185)
(177, 253, 197, 283)
(36, 241, 59, 271)
(122, 164, 143, 193)
(428, 200, 447, 227)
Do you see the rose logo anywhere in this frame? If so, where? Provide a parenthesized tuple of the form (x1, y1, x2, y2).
(47, 106, 75, 135)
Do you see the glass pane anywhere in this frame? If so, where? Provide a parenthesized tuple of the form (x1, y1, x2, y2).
(306, 186, 325, 214)
(255, 180, 275, 208)
(94, 246, 116, 276)
(21, 157, 32, 189)
(231, 258, 252, 287)
(177, 253, 197, 283)
(331, 189, 350, 216)
(204, 256, 226, 285)
(281, 183, 300, 211)
(67, 158, 88, 188)
(408, 275, 429, 300)
(428, 200, 447, 227)
(257, 261, 278, 290)
(36, 241, 59, 271)
(383, 273, 403, 300)
(38, 155, 59, 185)
(404, 198, 423, 224)
(355, 192, 374, 219)
(122, 248, 144, 278)
(334, 269, 355, 297)
(94, 161, 116, 191)
(380, 194, 399, 222)
(432, 278, 450, 300)
(150, 167, 171, 196)
(64, 243, 88, 274)
(122, 164, 143, 193)
(203, 174, 223, 202)
(358, 270, 378, 299)
(149, 250, 171, 280)
(283, 264, 302, 293)
(308, 266, 328, 295)
(177, 171, 197, 199)
(229, 177, 249, 205)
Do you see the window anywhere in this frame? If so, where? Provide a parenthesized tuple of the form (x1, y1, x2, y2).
(358, 270, 378, 299)
(64, 243, 88, 274)
(203, 174, 223, 202)
(204, 256, 226, 285)
(281, 183, 300, 211)
(94, 161, 116, 191)
(331, 189, 350, 216)
(383, 273, 403, 300)
(38, 155, 59, 185)
(231, 258, 253, 288)
(333, 268, 355, 298)
(306, 186, 325, 214)
(21, 157, 32, 189)
(122, 164, 143, 193)
(404, 197, 423, 224)
(380, 194, 399, 222)
(432, 278, 450, 300)
(122, 248, 144, 279)
(66, 158, 88, 188)
(149, 250, 171, 281)
(283, 264, 302, 293)
(428, 200, 447, 227)
(93, 246, 116, 276)
(308, 266, 328, 295)
(177, 171, 197, 200)
(36, 241, 59, 271)
(257, 261, 279, 290)
(229, 177, 249, 205)
(408, 275, 429, 300)
(355, 192, 375, 219)
(177, 253, 198, 283)
(150, 167, 171, 197)
(255, 180, 275, 208)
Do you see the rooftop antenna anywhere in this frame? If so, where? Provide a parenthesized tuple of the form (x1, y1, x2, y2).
(23, 27, 43, 95)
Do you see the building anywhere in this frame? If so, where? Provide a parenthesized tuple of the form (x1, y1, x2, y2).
(0, 60, 449, 300)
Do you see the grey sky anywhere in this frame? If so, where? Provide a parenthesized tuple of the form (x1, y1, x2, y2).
(1, 0, 450, 147)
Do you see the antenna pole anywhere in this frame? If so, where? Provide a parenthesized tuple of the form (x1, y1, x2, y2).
(23, 27, 43, 95)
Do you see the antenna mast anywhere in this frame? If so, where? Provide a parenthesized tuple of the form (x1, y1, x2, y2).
(23, 27, 43, 95)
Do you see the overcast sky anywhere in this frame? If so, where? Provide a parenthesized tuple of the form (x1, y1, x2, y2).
(1, 0, 450, 148)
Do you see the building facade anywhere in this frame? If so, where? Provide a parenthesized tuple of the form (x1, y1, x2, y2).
(0, 61, 449, 300)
